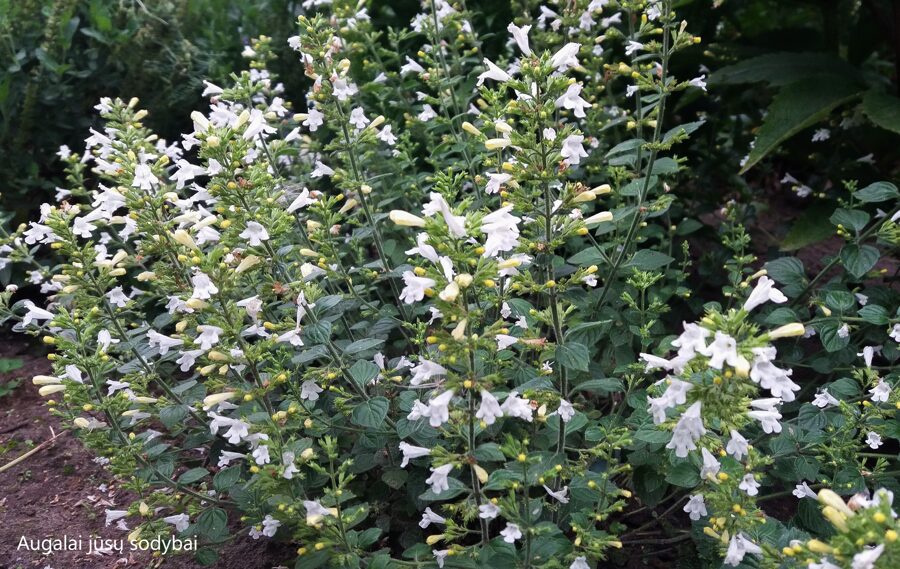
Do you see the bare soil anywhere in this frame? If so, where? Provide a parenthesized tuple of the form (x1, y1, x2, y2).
(0, 341, 292, 569)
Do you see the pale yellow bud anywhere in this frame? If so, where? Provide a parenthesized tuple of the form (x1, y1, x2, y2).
(389, 210, 426, 227)
(584, 211, 614, 226)
(172, 229, 198, 250)
(39, 385, 66, 396)
(439, 282, 460, 302)
(203, 392, 237, 407)
(235, 255, 261, 274)
(32, 375, 60, 385)
(485, 138, 511, 150)
(768, 323, 806, 340)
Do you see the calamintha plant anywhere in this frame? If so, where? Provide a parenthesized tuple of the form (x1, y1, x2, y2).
(1, 1, 899, 568)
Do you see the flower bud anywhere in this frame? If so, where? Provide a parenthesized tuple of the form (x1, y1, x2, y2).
(39, 385, 66, 396)
(485, 138, 511, 150)
(573, 190, 596, 203)
(32, 375, 60, 385)
(818, 489, 854, 516)
(455, 273, 473, 288)
(389, 210, 426, 227)
(584, 211, 614, 226)
(461, 122, 482, 136)
(136, 271, 157, 282)
(439, 282, 460, 302)
(203, 392, 237, 407)
(473, 464, 489, 484)
(172, 229, 198, 250)
(451, 319, 467, 341)
(235, 255, 261, 274)
(73, 417, 90, 429)
(185, 298, 207, 310)
(132, 396, 158, 404)
(768, 323, 805, 340)
(821, 506, 849, 532)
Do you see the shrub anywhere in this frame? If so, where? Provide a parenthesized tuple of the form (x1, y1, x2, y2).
(2, 0, 899, 568)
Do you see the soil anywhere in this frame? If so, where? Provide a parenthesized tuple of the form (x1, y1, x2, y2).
(0, 340, 292, 569)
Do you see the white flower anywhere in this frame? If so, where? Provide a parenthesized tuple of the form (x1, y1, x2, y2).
(851, 544, 884, 569)
(406, 233, 440, 262)
(480, 206, 521, 257)
(500, 523, 522, 543)
(625, 41, 644, 56)
(543, 127, 557, 141)
(793, 482, 818, 499)
(724, 533, 762, 567)
(485, 172, 512, 194)
(739, 473, 760, 496)
(560, 134, 589, 165)
(689, 75, 707, 91)
(217, 451, 245, 468)
(507, 23, 532, 56)
(106, 286, 129, 308)
(812, 388, 840, 408)
(163, 513, 190, 532)
(700, 331, 740, 369)
(476, 390, 504, 426)
(252, 444, 271, 465)
(869, 379, 890, 403)
(282, 451, 299, 479)
(726, 430, 749, 461)
(419, 507, 446, 529)
(300, 380, 323, 401)
(477, 58, 511, 85)
(377, 125, 397, 145)
(744, 276, 787, 312)
(666, 401, 705, 458)
(425, 463, 454, 494)
(418, 104, 437, 121)
(837, 323, 850, 338)
(748, 398, 783, 433)
(555, 83, 592, 118)
(684, 494, 707, 521)
(105, 509, 129, 528)
(304, 500, 334, 526)
(647, 378, 692, 424)
(191, 271, 218, 299)
(349, 107, 369, 129)
(543, 485, 569, 504)
(194, 325, 223, 350)
(399, 442, 431, 467)
(399, 271, 436, 304)
(21, 300, 54, 326)
(423, 192, 467, 238)
(425, 389, 454, 427)
(479, 503, 500, 519)
(858, 345, 881, 368)
(550, 42, 581, 71)
(239, 221, 270, 246)
(496, 334, 518, 350)
(501, 391, 533, 422)
(410, 359, 447, 386)
(332, 78, 358, 101)
(303, 108, 325, 131)
(812, 128, 831, 142)
(570, 557, 591, 569)
(890, 323, 900, 343)
(556, 399, 575, 423)
(700, 448, 720, 479)
(750, 347, 800, 402)
(311, 160, 335, 178)
(147, 330, 184, 355)
(866, 432, 883, 449)
(400, 56, 425, 75)
(132, 162, 158, 190)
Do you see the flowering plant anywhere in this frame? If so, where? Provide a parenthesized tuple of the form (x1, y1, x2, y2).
(2, 1, 899, 568)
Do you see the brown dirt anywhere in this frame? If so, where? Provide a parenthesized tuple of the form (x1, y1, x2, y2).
(0, 340, 293, 569)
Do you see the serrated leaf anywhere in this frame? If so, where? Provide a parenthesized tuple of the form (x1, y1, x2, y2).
(858, 305, 889, 325)
(740, 77, 862, 173)
(765, 257, 806, 288)
(213, 466, 242, 492)
(573, 377, 624, 395)
(351, 397, 389, 428)
(178, 467, 209, 485)
(349, 359, 379, 389)
(853, 181, 900, 203)
(840, 244, 879, 279)
(624, 249, 674, 271)
(862, 90, 900, 135)
(710, 53, 862, 87)
(195, 508, 228, 541)
(555, 342, 590, 372)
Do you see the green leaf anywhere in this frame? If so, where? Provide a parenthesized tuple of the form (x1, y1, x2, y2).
(830, 208, 870, 233)
(195, 508, 228, 541)
(710, 53, 862, 87)
(213, 466, 242, 492)
(858, 305, 890, 325)
(819, 322, 850, 352)
(633, 466, 667, 507)
(555, 342, 590, 372)
(572, 378, 624, 395)
(739, 77, 862, 173)
(624, 249, 675, 271)
(862, 90, 900, 135)
(666, 462, 700, 488)
(0, 358, 23, 373)
(178, 467, 209, 485)
(824, 291, 855, 312)
(351, 397, 389, 428)
(765, 257, 806, 288)
(780, 203, 835, 251)
(853, 181, 900, 203)
(349, 360, 379, 389)
(344, 338, 384, 355)
(840, 244, 879, 279)
(160, 405, 188, 429)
